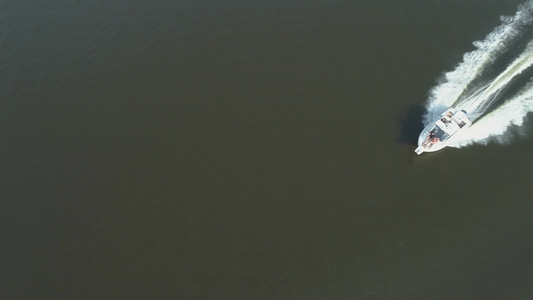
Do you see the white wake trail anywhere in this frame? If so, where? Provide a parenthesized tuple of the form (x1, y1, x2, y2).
(458, 40, 533, 119)
(423, 0, 533, 148)
(452, 78, 533, 146)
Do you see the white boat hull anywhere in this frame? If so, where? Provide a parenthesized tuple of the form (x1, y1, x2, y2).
(415, 108, 472, 155)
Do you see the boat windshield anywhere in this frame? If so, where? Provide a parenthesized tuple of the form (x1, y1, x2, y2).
(430, 126, 450, 142)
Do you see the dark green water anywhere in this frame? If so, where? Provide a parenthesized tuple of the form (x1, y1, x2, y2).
(2, 1, 533, 299)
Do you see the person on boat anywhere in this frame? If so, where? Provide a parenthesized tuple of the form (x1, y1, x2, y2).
(429, 131, 438, 143)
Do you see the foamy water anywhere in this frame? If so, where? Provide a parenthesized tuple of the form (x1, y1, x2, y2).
(423, 0, 533, 147)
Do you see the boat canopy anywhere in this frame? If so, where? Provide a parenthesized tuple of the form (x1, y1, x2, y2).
(436, 120, 460, 135)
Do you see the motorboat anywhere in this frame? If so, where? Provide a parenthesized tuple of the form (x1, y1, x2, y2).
(415, 108, 472, 155)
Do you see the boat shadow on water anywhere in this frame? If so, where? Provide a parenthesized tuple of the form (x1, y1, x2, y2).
(397, 104, 425, 146)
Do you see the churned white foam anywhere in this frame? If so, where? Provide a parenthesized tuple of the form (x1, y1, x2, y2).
(451, 79, 533, 147)
(423, 0, 533, 148)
